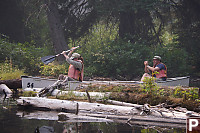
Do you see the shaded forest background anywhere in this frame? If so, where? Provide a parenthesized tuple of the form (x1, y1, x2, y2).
(0, 0, 200, 80)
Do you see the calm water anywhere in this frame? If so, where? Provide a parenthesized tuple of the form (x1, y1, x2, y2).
(0, 95, 186, 133)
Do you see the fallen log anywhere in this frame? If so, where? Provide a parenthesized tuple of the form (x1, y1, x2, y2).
(104, 99, 199, 118)
(23, 88, 111, 98)
(0, 84, 12, 94)
(17, 97, 200, 120)
(85, 113, 186, 125)
(105, 99, 143, 109)
(0, 79, 21, 89)
(17, 97, 140, 115)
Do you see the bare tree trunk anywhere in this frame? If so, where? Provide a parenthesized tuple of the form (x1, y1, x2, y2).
(119, 11, 136, 39)
(45, 0, 68, 62)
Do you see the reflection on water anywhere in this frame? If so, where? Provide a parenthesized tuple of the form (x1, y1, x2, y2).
(0, 95, 186, 133)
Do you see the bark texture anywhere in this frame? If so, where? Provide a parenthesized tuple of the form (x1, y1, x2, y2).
(45, 0, 68, 62)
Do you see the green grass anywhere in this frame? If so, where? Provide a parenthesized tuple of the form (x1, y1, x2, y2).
(22, 91, 37, 97)
(0, 70, 25, 80)
(0, 59, 26, 80)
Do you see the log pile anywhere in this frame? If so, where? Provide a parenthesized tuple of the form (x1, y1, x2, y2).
(17, 97, 200, 126)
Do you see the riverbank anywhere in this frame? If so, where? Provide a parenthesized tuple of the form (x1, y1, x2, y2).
(75, 80, 200, 112)
(2, 76, 200, 113)
(1, 77, 199, 132)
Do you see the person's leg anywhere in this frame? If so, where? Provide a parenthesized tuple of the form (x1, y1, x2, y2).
(67, 77, 76, 81)
(58, 74, 77, 88)
(61, 76, 76, 86)
(141, 73, 151, 81)
(58, 74, 66, 80)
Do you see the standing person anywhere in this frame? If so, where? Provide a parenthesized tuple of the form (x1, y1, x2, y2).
(59, 47, 84, 82)
(141, 56, 167, 81)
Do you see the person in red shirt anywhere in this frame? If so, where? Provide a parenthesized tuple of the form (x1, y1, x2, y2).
(141, 56, 167, 81)
(59, 47, 84, 82)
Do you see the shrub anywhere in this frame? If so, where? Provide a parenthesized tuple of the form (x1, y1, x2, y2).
(40, 63, 68, 77)
(141, 76, 160, 97)
(0, 35, 52, 75)
(0, 59, 26, 80)
(0, 70, 25, 80)
(153, 44, 189, 77)
(78, 38, 152, 80)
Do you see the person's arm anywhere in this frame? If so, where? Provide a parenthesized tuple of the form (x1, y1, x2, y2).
(146, 65, 160, 72)
(67, 48, 74, 58)
(144, 61, 150, 73)
(62, 47, 75, 59)
(66, 58, 82, 70)
(62, 48, 82, 70)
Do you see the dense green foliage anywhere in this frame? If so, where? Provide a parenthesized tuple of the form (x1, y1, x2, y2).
(0, 35, 51, 75)
(73, 22, 189, 79)
(0, 59, 25, 80)
(40, 63, 68, 77)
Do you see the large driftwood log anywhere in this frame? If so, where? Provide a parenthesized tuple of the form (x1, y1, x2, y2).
(84, 113, 186, 126)
(17, 97, 200, 120)
(0, 79, 21, 89)
(0, 84, 12, 94)
(105, 99, 143, 108)
(17, 97, 140, 115)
